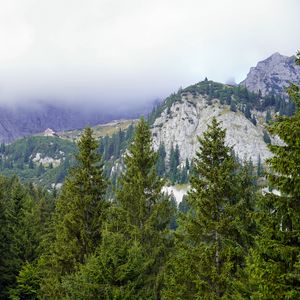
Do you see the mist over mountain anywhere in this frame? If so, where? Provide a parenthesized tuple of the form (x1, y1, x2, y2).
(0, 99, 155, 143)
(0, 52, 299, 144)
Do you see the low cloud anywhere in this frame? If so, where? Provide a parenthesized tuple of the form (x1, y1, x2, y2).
(0, 0, 299, 109)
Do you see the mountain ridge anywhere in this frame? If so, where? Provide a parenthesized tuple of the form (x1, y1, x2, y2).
(240, 52, 300, 97)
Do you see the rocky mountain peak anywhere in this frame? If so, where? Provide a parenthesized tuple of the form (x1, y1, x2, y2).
(240, 52, 300, 97)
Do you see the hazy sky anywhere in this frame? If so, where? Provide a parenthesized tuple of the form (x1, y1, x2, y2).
(0, 0, 299, 107)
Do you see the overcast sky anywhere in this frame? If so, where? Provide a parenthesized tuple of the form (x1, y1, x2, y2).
(0, 0, 299, 108)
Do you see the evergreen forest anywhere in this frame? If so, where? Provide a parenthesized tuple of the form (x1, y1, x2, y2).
(0, 53, 299, 299)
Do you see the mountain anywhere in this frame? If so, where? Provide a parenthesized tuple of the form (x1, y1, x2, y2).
(0, 101, 150, 144)
(240, 52, 300, 97)
(0, 135, 77, 188)
(150, 80, 272, 165)
(0, 120, 136, 188)
(151, 92, 270, 164)
(1, 52, 299, 190)
(150, 52, 300, 166)
(0, 52, 297, 145)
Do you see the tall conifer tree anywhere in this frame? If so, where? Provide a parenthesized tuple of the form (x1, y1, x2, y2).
(115, 117, 174, 298)
(239, 52, 300, 299)
(62, 118, 174, 299)
(163, 118, 255, 299)
(41, 127, 108, 297)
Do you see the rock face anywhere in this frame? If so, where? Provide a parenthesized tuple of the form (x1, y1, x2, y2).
(151, 92, 271, 164)
(240, 52, 300, 97)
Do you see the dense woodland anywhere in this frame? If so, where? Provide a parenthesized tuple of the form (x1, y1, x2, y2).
(0, 54, 299, 299)
(0, 122, 191, 190)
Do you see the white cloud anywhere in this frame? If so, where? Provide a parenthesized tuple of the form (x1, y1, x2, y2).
(0, 0, 299, 106)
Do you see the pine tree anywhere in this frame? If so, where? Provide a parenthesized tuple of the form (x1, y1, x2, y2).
(240, 53, 300, 299)
(251, 116, 257, 126)
(28, 158, 34, 169)
(113, 129, 121, 158)
(0, 176, 19, 299)
(156, 143, 166, 177)
(61, 229, 148, 300)
(257, 154, 264, 177)
(0, 176, 46, 299)
(230, 101, 237, 112)
(64, 118, 174, 299)
(163, 118, 255, 298)
(115, 118, 174, 298)
(40, 127, 108, 297)
(169, 144, 180, 183)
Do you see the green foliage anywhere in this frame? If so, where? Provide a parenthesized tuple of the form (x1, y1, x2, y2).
(148, 78, 294, 127)
(0, 176, 54, 299)
(2, 52, 300, 299)
(0, 136, 77, 188)
(244, 104, 251, 119)
(251, 116, 257, 125)
(109, 118, 174, 299)
(163, 118, 256, 298)
(61, 230, 148, 300)
(239, 54, 300, 298)
(230, 101, 237, 112)
(257, 154, 264, 177)
(156, 143, 166, 177)
(57, 118, 175, 299)
(168, 144, 180, 184)
(40, 127, 109, 297)
(11, 262, 40, 300)
(148, 92, 182, 124)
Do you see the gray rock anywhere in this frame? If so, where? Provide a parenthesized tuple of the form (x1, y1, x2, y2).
(151, 93, 271, 164)
(240, 52, 300, 97)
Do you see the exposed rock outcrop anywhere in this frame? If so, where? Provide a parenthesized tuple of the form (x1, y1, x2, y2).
(151, 92, 271, 164)
(240, 52, 300, 97)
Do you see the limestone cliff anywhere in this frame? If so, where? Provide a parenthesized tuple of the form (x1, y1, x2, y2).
(151, 92, 271, 164)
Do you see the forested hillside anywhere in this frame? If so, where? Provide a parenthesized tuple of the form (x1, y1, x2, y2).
(1, 52, 299, 190)
(0, 53, 299, 299)
(0, 121, 192, 191)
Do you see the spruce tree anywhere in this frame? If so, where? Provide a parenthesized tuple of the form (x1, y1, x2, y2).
(240, 53, 300, 299)
(257, 154, 263, 177)
(61, 229, 148, 300)
(169, 144, 180, 183)
(40, 127, 108, 297)
(117, 118, 173, 299)
(63, 118, 174, 299)
(0, 176, 46, 299)
(156, 143, 166, 177)
(115, 118, 174, 298)
(116, 118, 171, 233)
(163, 118, 255, 299)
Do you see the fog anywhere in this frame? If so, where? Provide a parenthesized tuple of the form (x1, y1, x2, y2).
(0, 0, 299, 110)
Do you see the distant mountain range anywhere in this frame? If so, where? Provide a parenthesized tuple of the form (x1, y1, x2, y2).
(1, 52, 299, 189)
(0, 52, 299, 144)
(0, 102, 152, 143)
